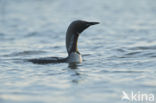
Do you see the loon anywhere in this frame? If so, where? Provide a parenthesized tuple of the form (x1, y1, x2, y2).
(28, 20, 99, 64)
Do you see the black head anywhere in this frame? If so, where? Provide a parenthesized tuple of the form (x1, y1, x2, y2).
(67, 20, 99, 34)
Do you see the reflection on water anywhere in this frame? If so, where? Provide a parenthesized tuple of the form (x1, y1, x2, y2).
(68, 63, 81, 84)
(0, 0, 156, 103)
(68, 63, 79, 69)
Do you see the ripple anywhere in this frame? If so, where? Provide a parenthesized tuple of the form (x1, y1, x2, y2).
(100, 68, 145, 74)
(3, 51, 46, 57)
(24, 32, 38, 37)
(125, 51, 141, 56)
(0, 33, 5, 36)
(130, 45, 156, 50)
(115, 48, 126, 52)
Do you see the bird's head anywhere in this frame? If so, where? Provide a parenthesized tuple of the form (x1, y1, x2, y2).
(67, 20, 99, 34)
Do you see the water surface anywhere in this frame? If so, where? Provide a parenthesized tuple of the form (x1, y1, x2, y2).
(0, 0, 156, 103)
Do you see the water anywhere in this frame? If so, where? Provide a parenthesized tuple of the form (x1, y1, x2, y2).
(0, 0, 156, 103)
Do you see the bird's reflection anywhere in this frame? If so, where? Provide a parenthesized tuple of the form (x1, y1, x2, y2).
(68, 62, 79, 69)
(68, 63, 82, 84)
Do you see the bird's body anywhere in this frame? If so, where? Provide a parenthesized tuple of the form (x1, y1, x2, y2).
(29, 52, 82, 64)
(67, 52, 82, 63)
(28, 20, 99, 64)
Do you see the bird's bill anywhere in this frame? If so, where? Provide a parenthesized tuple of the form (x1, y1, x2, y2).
(88, 21, 100, 25)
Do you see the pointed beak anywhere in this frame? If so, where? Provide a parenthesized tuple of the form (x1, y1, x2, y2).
(88, 22, 100, 26)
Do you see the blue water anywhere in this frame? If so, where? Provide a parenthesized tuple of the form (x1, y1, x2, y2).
(0, 0, 156, 103)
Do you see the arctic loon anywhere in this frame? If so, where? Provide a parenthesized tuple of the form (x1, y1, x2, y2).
(28, 20, 99, 64)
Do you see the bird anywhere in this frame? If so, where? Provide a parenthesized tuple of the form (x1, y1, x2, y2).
(28, 20, 99, 64)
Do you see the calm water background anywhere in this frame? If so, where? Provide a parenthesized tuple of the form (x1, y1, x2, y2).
(0, 0, 156, 103)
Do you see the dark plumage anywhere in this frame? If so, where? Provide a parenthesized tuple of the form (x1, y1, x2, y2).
(28, 20, 99, 64)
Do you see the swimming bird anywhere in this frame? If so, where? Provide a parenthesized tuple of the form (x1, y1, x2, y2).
(28, 20, 99, 64)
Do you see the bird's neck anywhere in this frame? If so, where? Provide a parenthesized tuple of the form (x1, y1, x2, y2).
(66, 32, 80, 55)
